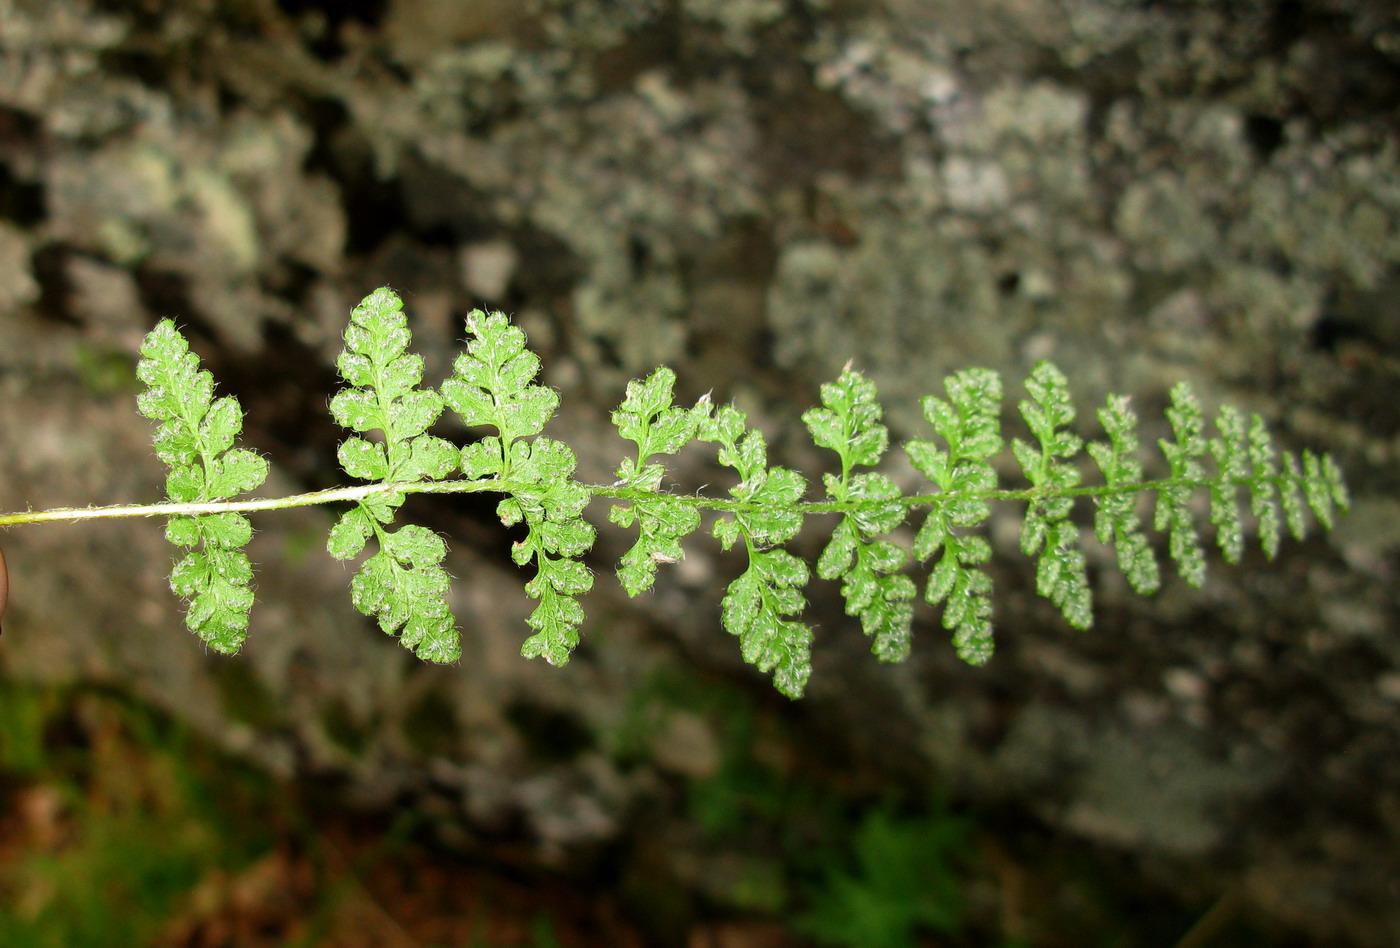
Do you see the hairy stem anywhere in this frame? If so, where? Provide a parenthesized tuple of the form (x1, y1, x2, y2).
(0, 475, 1293, 528)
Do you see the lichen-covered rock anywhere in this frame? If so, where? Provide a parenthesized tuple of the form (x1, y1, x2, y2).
(0, 0, 1396, 943)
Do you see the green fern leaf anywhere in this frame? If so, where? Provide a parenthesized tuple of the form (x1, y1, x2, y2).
(1302, 450, 1342, 531)
(1245, 414, 1282, 558)
(700, 405, 806, 548)
(1207, 403, 1248, 563)
(443, 309, 597, 666)
(1087, 394, 1160, 594)
(722, 549, 813, 698)
(328, 288, 459, 663)
(700, 401, 812, 696)
(906, 368, 1002, 663)
(1014, 362, 1092, 628)
(117, 288, 1353, 697)
(441, 310, 558, 443)
(137, 320, 269, 653)
(609, 368, 707, 596)
(1279, 452, 1307, 541)
(804, 368, 914, 661)
(1156, 382, 1208, 587)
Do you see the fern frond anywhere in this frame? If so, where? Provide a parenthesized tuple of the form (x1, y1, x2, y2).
(84, 288, 1350, 699)
(1157, 389, 1347, 584)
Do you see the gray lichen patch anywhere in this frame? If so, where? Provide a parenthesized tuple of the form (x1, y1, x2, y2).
(1, 0, 1396, 942)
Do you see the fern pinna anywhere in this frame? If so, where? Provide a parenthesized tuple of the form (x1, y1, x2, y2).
(0, 288, 1348, 698)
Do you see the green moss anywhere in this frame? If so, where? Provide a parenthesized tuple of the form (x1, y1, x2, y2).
(797, 803, 971, 948)
(0, 685, 276, 948)
(0, 680, 54, 777)
(72, 344, 140, 399)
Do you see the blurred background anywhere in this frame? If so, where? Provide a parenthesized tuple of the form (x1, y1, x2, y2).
(0, 0, 1397, 945)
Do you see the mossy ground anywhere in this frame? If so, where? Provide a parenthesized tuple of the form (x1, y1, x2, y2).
(0, 675, 1305, 948)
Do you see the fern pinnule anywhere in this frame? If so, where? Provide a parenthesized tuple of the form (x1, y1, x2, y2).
(905, 367, 1003, 665)
(327, 287, 460, 663)
(442, 308, 596, 666)
(609, 367, 707, 597)
(1207, 403, 1250, 565)
(136, 319, 269, 652)
(698, 401, 813, 697)
(1086, 394, 1161, 595)
(804, 367, 916, 662)
(1012, 361, 1093, 630)
(1155, 381, 1210, 588)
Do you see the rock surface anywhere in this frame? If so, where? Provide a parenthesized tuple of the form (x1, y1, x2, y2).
(1, 0, 1397, 942)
